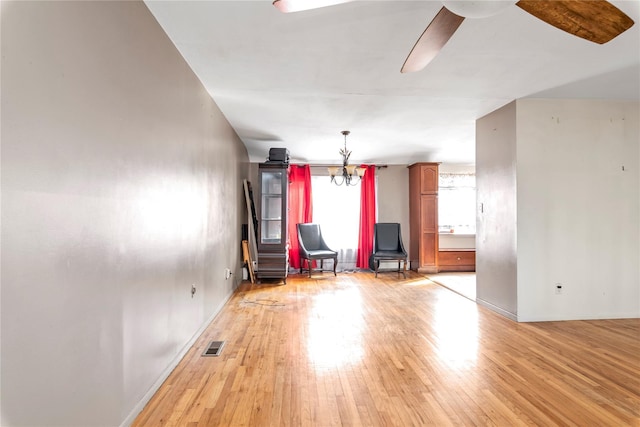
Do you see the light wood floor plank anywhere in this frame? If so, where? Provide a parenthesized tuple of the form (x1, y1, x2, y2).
(133, 272, 640, 426)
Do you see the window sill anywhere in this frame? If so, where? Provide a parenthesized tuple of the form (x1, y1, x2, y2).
(439, 232, 475, 237)
(439, 248, 475, 252)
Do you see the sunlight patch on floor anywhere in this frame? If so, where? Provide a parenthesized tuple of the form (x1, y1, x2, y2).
(306, 287, 364, 372)
(427, 272, 476, 301)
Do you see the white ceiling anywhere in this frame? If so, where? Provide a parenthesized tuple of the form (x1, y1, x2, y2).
(145, 0, 640, 165)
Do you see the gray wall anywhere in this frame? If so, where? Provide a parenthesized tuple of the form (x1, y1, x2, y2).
(1, 2, 248, 426)
(377, 165, 410, 252)
(249, 163, 411, 257)
(476, 101, 518, 319)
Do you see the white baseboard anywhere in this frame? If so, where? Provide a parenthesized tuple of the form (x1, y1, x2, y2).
(120, 289, 234, 427)
(517, 311, 640, 322)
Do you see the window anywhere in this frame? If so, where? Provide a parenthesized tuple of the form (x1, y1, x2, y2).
(311, 175, 361, 271)
(439, 172, 476, 234)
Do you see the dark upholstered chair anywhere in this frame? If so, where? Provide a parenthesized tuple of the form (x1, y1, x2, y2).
(371, 223, 408, 278)
(297, 223, 338, 277)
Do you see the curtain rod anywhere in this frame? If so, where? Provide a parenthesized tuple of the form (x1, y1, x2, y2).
(290, 163, 388, 169)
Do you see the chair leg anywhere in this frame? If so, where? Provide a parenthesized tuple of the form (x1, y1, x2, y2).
(320, 259, 324, 270)
(372, 259, 407, 278)
(309, 260, 312, 278)
(333, 257, 337, 276)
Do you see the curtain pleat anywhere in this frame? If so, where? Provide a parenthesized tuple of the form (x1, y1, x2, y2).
(356, 165, 376, 269)
(288, 165, 313, 269)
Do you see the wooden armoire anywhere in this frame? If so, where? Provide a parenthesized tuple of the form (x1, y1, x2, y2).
(408, 163, 439, 273)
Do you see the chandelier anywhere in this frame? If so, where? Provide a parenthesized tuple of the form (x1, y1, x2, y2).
(327, 130, 365, 186)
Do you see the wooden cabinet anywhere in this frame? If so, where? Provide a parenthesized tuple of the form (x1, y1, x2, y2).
(409, 163, 439, 273)
(438, 250, 476, 272)
(256, 163, 289, 283)
(419, 165, 439, 195)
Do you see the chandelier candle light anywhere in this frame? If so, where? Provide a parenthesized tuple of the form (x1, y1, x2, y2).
(328, 131, 365, 186)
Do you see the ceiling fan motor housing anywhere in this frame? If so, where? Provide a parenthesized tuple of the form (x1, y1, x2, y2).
(441, 0, 518, 19)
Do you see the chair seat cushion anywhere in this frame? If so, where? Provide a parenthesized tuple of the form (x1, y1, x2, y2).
(304, 250, 337, 259)
(372, 251, 407, 260)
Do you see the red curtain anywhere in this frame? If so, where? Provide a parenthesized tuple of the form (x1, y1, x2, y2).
(288, 165, 313, 269)
(356, 165, 376, 269)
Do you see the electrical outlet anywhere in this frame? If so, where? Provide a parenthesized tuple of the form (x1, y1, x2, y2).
(555, 283, 563, 295)
(224, 268, 232, 280)
(191, 284, 196, 298)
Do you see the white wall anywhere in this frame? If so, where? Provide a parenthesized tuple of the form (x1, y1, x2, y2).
(1, 2, 248, 426)
(476, 98, 640, 322)
(476, 102, 519, 319)
(439, 164, 475, 174)
(439, 234, 476, 249)
(516, 99, 639, 321)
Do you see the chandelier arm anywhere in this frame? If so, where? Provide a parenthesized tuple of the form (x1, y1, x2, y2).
(332, 174, 345, 186)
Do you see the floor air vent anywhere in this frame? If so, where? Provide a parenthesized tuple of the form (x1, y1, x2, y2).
(202, 340, 225, 357)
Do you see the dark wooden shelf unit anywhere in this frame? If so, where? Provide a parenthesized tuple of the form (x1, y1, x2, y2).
(256, 162, 289, 283)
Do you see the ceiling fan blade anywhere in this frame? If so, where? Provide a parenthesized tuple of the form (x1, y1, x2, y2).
(516, 0, 634, 44)
(401, 7, 465, 73)
(273, 0, 354, 13)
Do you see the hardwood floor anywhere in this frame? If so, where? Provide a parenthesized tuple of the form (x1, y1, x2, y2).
(426, 272, 476, 301)
(133, 272, 640, 426)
